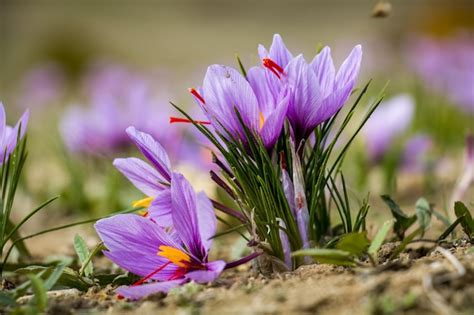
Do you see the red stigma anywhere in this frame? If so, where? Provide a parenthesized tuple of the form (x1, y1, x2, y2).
(131, 261, 172, 287)
(189, 88, 205, 104)
(169, 117, 211, 125)
(262, 58, 284, 79)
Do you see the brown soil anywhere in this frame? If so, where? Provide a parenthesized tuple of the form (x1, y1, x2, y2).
(13, 241, 473, 315)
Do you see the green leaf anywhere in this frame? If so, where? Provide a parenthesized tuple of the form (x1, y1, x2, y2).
(43, 263, 67, 291)
(15, 266, 91, 291)
(389, 227, 423, 260)
(381, 195, 417, 239)
(73, 234, 93, 277)
(415, 198, 431, 236)
(454, 201, 474, 239)
(0, 292, 16, 307)
(27, 274, 47, 313)
(368, 220, 394, 255)
(438, 216, 464, 241)
(292, 248, 355, 266)
(335, 232, 369, 256)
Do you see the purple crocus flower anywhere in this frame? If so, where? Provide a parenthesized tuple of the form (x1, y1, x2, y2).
(401, 134, 432, 172)
(258, 34, 363, 141)
(184, 64, 289, 150)
(362, 94, 414, 162)
(95, 172, 225, 300)
(60, 63, 182, 156)
(407, 34, 474, 114)
(0, 103, 29, 164)
(17, 63, 64, 109)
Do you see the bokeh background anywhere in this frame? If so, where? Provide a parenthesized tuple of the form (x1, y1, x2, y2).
(1, 0, 473, 255)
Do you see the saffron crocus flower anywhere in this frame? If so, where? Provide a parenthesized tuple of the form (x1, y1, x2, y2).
(186, 64, 289, 150)
(362, 94, 414, 162)
(60, 63, 182, 156)
(401, 134, 432, 172)
(17, 63, 64, 109)
(258, 34, 363, 141)
(0, 103, 29, 164)
(95, 172, 225, 300)
(407, 34, 474, 114)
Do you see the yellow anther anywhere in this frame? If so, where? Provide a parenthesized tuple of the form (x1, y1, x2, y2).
(157, 245, 191, 268)
(259, 112, 265, 130)
(132, 196, 154, 208)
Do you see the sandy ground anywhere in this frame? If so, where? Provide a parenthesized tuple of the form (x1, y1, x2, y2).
(12, 240, 473, 315)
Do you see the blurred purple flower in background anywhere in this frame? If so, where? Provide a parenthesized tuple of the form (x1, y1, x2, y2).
(60, 63, 182, 156)
(407, 33, 474, 114)
(363, 94, 415, 162)
(401, 134, 432, 172)
(0, 103, 29, 164)
(17, 63, 65, 109)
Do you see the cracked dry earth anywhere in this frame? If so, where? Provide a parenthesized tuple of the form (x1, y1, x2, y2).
(17, 242, 473, 315)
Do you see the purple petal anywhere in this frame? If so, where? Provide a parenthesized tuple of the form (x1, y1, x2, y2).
(363, 94, 414, 161)
(0, 103, 6, 144)
(246, 66, 279, 114)
(284, 55, 321, 134)
(148, 189, 173, 227)
(185, 260, 226, 283)
(116, 279, 184, 300)
(94, 214, 183, 278)
(260, 90, 290, 148)
(268, 34, 294, 69)
(281, 169, 296, 217)
(126, 126, 171, 181)
(170, 172, 204, 260)
(113, 157, 166, 196)
(308, 82, 353, 126)
(196, 192, 216, 253)
(5, 109, 29, 154)
(291, 141, 310, 249)
(310, 46, 336, 97)
(335, 45, 362, 88)
(277, 219, 292, 269)
(203, 65, 259, 138)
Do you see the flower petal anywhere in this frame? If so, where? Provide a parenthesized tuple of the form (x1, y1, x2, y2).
(95, 214, 183, 278)
(335, 45, 362, 88)
(196, 192, 216, 253)
(0, 103, 5, 146)
(185, 260, 226, 283)
(284, 55, 321, 135)
(246, 66, 279, 115)
(113, 157, 166, 196)
(126, 126, 171, 181)
(148, 189, 173, 227)
(310, 46, 336, 97)
(203, 65, 259, 138)
(260, 90, 290, 148)
(170, 172, 204, 259)
(269, 34, 294, 69)
(116, 279, 184, 300)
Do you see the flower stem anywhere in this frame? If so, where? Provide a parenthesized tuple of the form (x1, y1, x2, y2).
(224, 252, 261, 269)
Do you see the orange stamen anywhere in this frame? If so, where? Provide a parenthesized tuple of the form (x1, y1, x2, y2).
(189, 88, 206, 104)
(157, 245, 191, 268)
(262, 58, 284, 79)
(169, 117, 211, 125)
(259, 112, 265, 130)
